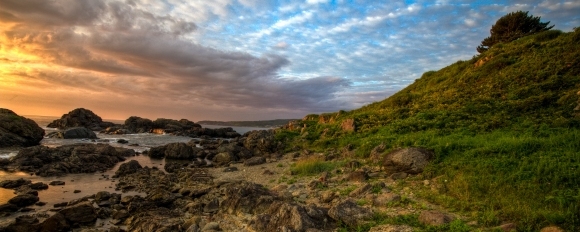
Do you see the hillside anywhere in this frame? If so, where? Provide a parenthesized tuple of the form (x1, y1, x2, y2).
(277, 29, 580, 231)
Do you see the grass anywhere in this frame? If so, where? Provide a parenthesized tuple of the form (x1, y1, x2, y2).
(276, 29, 580, 231)
(290, 156, 340, 176)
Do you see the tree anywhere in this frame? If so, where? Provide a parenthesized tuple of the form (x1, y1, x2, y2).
(477, 11, 554, 53)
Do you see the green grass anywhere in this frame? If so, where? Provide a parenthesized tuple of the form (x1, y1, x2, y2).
(290, 156, 340, 176)
(276, 29, 580, 231)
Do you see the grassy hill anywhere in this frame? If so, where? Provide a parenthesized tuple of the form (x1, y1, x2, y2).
(277, 29, 580, 231)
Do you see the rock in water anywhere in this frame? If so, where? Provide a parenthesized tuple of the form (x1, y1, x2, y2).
(47, 108, 114, 130)
(59, 201, 97, 224)
(0, 108, 45, 148)
(47, 127, 97, 139)
(114, 160, 142, 178)
(8, 194, 39, 207)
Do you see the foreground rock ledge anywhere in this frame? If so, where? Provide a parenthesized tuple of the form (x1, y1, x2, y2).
(0, 108, 45, 148)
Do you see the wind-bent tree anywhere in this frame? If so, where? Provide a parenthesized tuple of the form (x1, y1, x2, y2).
(477, 11, 554, 53)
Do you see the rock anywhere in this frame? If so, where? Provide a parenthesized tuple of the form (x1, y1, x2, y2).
(6, 144, 133, 177)
(244, 156, 266, 166)
(341, 118, 356, 132)
(95, 191, 111, 203)
(50, 181, 65, 186)
(54, 202, 68, 208)
(540, 226, 564, 232)
(369, 143, 386, 164)
(29, 182, 49, 190)
(418, 210, 453, 226)
(328, 199, 373, 227)
(165, 142, 196, 159)
(320, 191, 337, 203)
(60, 127, 98, 139)
(369, 224, 414, 232)
(243, 130, 278, 155)
(202, 222, 220, 231)
(164, 161, 186, 173)
(40, 213, 70, 232)
(113, 160, 142, 178)
(0, 203, 19, 212)
(47, 108, 114, 131)
(383, 147, 434, 174)
(59, 201, 97, 224)
(73, 190, 81, 193)
(8, 194, 39, 207)
(0, 178, 32, 189)
(252, 201, 333, 231)
(373, 193, 401, 206)
(390, 172, 408, 180)
(217, 143, 253, 159)
(0, 108, 45, 147)
(4, 215, 40, 232)
(346, 171, 369, 182)
(123, 116, 154, 133)
(213, 152, 237, 165)
(148, 145, 167, 159)
(349, 183, 371, 197)
(117, 139, 129, 144)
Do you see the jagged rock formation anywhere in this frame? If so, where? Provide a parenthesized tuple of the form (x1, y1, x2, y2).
(0, 108, 45, 148)
(47, 108, 115, 131)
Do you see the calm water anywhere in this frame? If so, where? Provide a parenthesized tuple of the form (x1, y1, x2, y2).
(0, 115, 268, 215)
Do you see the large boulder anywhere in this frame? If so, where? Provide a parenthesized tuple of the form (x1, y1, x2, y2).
(59, 201, 97, 224)
(382, 147, 434, 174)
(123, 116, 154, 133)
(0, 108, 45, 148)
(243, 130, 278, 155)
(47, 108, 114, 130)
(113, 160, 143, 178)
(328, 199, 373, 227)
(0, 178, 32, 189)
(252, 202, 334, 231)
(164, 142, 197, 159)
(46, 127, 97, 139)
(7, 144, 134, 176)
(8, 194, 39, 207)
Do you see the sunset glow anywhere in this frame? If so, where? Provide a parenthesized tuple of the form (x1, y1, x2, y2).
(0, 0, 578, 121)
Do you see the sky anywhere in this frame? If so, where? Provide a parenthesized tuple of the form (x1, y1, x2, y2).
(0, 0, 579, 121)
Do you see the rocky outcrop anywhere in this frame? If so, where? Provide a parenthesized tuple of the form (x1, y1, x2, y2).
(123, 116, 154, 133)
(328, 198, 373, 227)
(242, 130, 279, 155)
(46, 127, 97, 139)
(382, 147, 434, 174)
(59, 201, 97, 225)
(4, 144, 135, 176)
(47, 108, 115, 131)
(0, 108, 45, 148)
(113, 160, 143, 178)
(164, 142, 200, 159)
(252, 201, 334, 231)
(341, 118, 356, 132)
(8, 194, 39, 207)
(0, 178, 32, 189)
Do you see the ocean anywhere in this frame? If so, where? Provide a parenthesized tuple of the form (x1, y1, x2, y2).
(0, 115, 268, 219)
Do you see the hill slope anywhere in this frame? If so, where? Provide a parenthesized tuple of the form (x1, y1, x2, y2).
(277, 29, 580, 231)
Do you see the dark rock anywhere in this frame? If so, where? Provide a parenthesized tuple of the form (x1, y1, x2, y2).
(39, 212, 69, 232)
(51, 127, 97, 139)
(4, 215, 40, 232)
(113, 160, 142, 178)
(164, 161, 186, 173)
(382, 147, 434, 174)
(212, 152, 237, 165)
(0, 203, 19, 212)
(35, 201, 46, 206)
(112, 209, 129, 220)
(59, 201, 97, 224)
(0, 178, 32, 189)
(328, 199, 373, 227)
(49, 181, 65, 186)
(146, 188, 176, 207)
(54, 202, 68, 208)
(47, 108, 113, 131)
(117, 139, 129, 144)
(8, 194, 39, 207)
(0, 108, 45, 148)
(418, 210, 454, 226)
(165, 142, 197, 159)
(148, 145, 167, 159)
(29, 182, 49, 190)
(73, 190, 81, 193)
(217, 143, 253, 159)
(244, 156, 266, 166)
(7, 143, 134, 177)
(203, 198, 219, 213)
(123, 116, 154, 133)
(95, 191, 111, 202)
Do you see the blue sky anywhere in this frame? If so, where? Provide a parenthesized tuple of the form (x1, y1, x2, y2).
(1, 0, 579, 120)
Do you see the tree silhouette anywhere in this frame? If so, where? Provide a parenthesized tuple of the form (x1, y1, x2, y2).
(477, 11, 554, 53)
